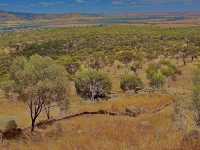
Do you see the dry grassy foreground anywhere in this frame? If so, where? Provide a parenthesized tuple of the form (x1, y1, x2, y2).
(0, 61, 199, 150)
(0, 93, 183, 150)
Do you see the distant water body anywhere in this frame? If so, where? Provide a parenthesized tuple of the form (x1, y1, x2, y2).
(0, 23, 46, 33)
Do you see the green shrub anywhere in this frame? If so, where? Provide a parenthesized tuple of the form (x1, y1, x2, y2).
(146, 63, 160, 80)
(146, 62, 177, 89)
(149, 70, 166, 89)
(5, 120, 18, 132)
(120, 74, 144, 93)
(75, 69, 111, 101)
(159, 60, 177, 77)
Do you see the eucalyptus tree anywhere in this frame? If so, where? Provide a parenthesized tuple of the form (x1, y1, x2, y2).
(75, 69, 111, 101)
(4, 55, 69, 131)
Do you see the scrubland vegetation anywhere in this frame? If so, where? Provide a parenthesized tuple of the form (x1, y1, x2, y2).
(0, 25, 200, 149)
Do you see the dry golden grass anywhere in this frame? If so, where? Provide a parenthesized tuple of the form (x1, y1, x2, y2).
(0, 92, 177, 150)
(0, 60, 199, 150)
(2, 98, 182, 150)
(0, 93, 28, 129)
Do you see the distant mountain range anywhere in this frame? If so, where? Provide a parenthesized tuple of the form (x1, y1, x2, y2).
(1, 10, 200, 21)
(0, 11, 200, 32)
(0, 10, 103, 22)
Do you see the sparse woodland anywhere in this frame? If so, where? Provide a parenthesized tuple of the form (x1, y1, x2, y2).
(0, 25, 200, 149)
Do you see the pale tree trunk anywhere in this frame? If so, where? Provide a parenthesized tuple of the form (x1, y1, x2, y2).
(90, 81, 99, 101)
(90, 84, 96, 101)
(44, 104, 51, 120)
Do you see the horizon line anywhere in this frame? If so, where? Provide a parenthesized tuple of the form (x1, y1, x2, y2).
(1, 10, 200, 15)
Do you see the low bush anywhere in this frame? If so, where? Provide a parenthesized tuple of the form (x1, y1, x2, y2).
(149, 70, 166, 89)
(159, 60, 177, 77)
(146, 63, 167, 89)
(5, 120, 18, 132)
(120, 74, 144, 93)
(75, 69, 111, 101)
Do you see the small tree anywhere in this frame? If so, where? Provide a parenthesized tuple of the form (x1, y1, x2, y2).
(120, 74, 144, 93)
(146, 64, 166, 90)
(4, 54, 69, 131)
(75, 69, 111, 101)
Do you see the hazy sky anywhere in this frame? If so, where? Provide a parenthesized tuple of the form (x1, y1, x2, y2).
(0, 0, 200, 14)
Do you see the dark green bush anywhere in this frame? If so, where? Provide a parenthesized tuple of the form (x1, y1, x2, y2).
(5, 120, 18, 132)
(120, 74, 144, 93)
(19, 40, 67, 57)
(75, 69, 111, 101)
